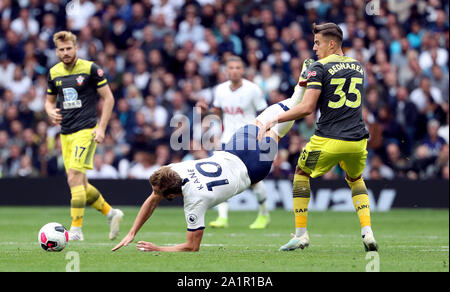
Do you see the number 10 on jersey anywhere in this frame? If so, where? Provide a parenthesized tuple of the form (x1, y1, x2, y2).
(195, 162, 229, 191)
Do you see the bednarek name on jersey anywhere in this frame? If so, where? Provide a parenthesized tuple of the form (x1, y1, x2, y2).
(306, 54, 369, 141)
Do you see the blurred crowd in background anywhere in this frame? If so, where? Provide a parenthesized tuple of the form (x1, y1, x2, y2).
(0, 0, 448, 181)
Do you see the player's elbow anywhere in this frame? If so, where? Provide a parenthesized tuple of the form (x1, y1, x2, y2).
(185, 230, 203, 252)
(183, 243, 200, 252)
(105, 92, 115, 105)
(303, 104, 315, 116)
(189, 240, 201, 252)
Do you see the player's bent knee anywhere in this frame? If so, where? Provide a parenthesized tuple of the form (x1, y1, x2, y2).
(67, 169, 86, 187)
(346, 174, 362, 182)
(295, 165, 310, 177)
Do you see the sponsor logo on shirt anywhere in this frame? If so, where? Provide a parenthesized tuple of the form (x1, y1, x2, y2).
(223, 107, 244, 115)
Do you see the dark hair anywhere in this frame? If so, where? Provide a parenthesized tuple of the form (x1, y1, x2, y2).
(149, 166, 183, 198)
(313, 22, 343, 45)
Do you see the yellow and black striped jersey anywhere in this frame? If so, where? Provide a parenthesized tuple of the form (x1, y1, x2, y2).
(306, 54, 369, 141)
(47, 58, 108, 134)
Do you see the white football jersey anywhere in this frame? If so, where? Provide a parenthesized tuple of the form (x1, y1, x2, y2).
(169, 151, 251, 231)
(213, 79, 267, 143)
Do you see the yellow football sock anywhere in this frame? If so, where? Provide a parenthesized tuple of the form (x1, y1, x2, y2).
(70, 185, 86, 228)
(346, 177, 371, 228)
(86, 184, 111, 216)
(292, 174, 311, 228)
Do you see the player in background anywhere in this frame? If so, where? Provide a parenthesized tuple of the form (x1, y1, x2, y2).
(111, 59, 313, 252)
(45, 31, 123, 241)
(259, 23, 378, 252)
(197, 56, 270, 229)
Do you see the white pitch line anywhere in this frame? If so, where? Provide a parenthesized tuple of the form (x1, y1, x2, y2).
(419, 249, 449, 252)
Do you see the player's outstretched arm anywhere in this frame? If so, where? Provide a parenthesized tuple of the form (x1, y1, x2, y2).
(111, 193, 162, 251)
(136, 229, 204, 252)
(277, 88, 321, 124)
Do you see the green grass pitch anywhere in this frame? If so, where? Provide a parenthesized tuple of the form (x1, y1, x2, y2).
(0, 206, 448, 272)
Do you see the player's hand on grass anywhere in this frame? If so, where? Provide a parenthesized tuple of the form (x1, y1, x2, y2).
(136, 241, 159, 252)
(92, 127, 106, 144)
(111, 233, 135, 251)
(48, 108, 62, 125)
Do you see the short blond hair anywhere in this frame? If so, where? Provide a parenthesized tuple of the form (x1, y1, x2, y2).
(53, 31, 77, 47)
(225, 55, 244, 66)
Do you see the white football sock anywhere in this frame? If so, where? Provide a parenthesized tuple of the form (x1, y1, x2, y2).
(217, 202, 228, 219)
(271, 86, 307, 138)
(283, 86, 306, 109)
(252, 181, 268, 216)
(106, 208, 115, 220)
(70, 226, 82, 232)
(295, 227, 307, 238)
(361, 226, 373, 237)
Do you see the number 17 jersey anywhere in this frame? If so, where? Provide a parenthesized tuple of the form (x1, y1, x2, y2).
(47, 58, 108, 134)
(306, 54, 369, 141)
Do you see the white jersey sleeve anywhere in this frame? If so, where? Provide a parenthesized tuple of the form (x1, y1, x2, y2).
(183, 197, 208, 231)
(212, 84, 222, 109)
(252, 84, 268, 112)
